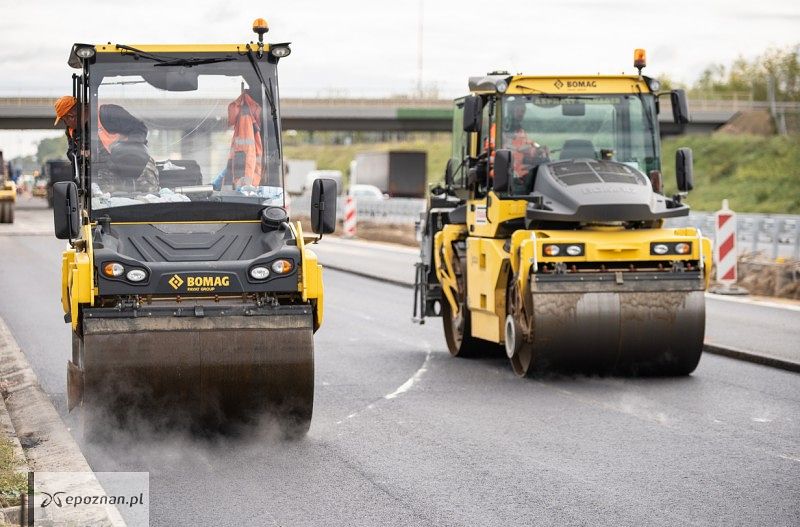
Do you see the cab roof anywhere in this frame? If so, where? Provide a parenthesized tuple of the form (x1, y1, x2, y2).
(68, 42, 277, 69)
(468, 74, 653, 95)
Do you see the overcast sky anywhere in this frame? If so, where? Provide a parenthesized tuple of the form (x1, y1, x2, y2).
(1, 0, 799, 157)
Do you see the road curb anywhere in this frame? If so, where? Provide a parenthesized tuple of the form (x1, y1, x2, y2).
(0, 317, 90, 472)
(703, 343, 800, 373)
(324, 263, 414, 289)
(0, 316, 126, 525)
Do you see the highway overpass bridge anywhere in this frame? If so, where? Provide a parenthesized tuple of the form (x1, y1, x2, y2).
(0, 96, 770, 135)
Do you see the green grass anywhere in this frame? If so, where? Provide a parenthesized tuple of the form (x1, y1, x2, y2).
(284, 134, 800, 214)
(0, 438, 26, 508)
(662, 135, 800, 214)
(284, 137, 451, 188)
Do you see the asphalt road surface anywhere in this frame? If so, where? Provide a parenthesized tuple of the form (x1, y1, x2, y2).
(0, 203, 798, 526)
(313, 237, 800, 364)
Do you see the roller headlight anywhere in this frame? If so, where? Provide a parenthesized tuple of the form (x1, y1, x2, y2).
(250, 266, 270, 280)
(496, 80, 508, 93)
(76, 46, 96, 59)
(566, 245, 583, 256)
(653, 244, 669, 255)
(270, 45, 291, 58)
(543, 245, 560, 256)
(102, 262, 125, 277)
(675, 243, 691, 255)
(271, 259, 294, 274)
(126, 269, 147, 282)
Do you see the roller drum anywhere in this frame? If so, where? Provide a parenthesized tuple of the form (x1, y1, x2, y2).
(510, 274, 705, 376)
(73, 310, 314, 433)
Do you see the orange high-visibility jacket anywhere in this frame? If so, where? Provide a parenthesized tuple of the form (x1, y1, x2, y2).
(227, 93, 263, 187)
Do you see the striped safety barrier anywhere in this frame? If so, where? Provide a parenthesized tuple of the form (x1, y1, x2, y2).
(712, 199, 748, 294)
(343, 195, 357, 238)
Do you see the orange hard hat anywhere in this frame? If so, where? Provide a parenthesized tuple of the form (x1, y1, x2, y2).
(54, 96, 77, 125)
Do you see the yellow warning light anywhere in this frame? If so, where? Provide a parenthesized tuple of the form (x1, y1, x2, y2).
(252, 17, 270, 55)
(634, 48, 647, 71)
(252, 18, 269, 35)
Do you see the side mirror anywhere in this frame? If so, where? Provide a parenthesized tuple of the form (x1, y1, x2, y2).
(462, 95, 483, 133)
(675, 148, 694, 192)
(493, 149, 512, 193)
(444, 159, 454, 186)
(310, 178, 337, 234)
(671, 89, 690, 124)
(53, 181, 80, 240)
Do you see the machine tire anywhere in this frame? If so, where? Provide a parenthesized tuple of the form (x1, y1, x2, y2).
(505, 279, 539, 377)
(441, 297, 485, 358)
(0, 202, 9, 223)
(441, 243, 503, 358)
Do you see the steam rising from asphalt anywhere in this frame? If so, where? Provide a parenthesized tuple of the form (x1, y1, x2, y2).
(67, 380, 309, 477)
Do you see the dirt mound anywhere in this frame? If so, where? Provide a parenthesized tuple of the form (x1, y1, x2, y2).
(738, 253, 800, 299)
(716, 110, 775, 136)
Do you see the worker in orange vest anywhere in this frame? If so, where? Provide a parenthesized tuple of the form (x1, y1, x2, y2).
(54, 96, 83, 172)
(502, 98, 547, 194)
(224, 92, 264, 188)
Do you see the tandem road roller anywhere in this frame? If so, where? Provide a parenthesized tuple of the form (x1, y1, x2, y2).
(52, 20, 338, 436)
(0, 150, 15, 223)
(414, 51, 712, 376)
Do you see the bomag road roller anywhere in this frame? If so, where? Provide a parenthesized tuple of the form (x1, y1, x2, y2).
(52, 20, 338, 436)
(0, 150, 16, 223)
(414, 50, 712, 376)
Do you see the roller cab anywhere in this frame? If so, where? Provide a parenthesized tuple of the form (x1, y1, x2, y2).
(55, 22, 337, 435)
(414, 56, 712, 376)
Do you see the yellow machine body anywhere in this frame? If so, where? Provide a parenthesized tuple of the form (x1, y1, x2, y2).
(415, 69, 711, 376)
(57, 27, 329, 436)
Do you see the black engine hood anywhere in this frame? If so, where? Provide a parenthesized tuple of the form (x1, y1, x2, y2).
(526, 159, 689, 224)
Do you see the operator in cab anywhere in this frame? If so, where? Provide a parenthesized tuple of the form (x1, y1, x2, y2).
(502, 97, 545, 195)
(95, 104, 159, 195)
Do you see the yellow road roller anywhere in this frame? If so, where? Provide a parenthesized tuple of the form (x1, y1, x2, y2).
(0, 150, 15, 223)
(53, 20, 338, 435)
(414, 51, 712, 376)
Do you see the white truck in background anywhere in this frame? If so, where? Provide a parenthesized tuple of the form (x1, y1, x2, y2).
(351, 151, 426, 198)
(284, 159, 317, 196)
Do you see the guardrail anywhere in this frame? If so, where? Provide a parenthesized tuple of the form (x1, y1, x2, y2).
(290, 195, 426, 226)
(665, 212, 799, 260)
(290, 195, 799, 259)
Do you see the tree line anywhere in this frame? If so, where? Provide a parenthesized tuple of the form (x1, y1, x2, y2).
(690, 44, 800, 102)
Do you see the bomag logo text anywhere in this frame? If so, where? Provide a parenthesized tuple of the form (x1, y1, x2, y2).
(186, 276, 230, 288)
(169, 274, 231, 292)
(566, 80, 597, 88)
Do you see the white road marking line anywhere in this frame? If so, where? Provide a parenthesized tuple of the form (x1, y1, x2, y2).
(335, 343, 433, 425)
(384, 345, 432, 400)
(705, 292, 800, 312)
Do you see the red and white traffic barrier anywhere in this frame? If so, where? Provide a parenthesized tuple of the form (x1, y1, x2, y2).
(343, 195, 357, 238)
(713, 199, 747, 294)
